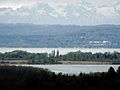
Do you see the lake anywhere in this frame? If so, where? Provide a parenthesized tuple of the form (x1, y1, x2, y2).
(0, 48, 120, 55)
(1, 48, 120, 74)
(17, 64, 120, 75)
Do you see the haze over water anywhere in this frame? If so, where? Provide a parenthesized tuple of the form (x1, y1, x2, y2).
(0, 48, 120, 55)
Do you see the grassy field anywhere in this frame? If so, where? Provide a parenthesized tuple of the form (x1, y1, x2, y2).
(59, 61, 112, 64)
(0, 59, 112, 65)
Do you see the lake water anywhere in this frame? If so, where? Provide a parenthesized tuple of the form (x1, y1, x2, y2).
(17, 64, 120, 75)
(0, 48, 120, 55)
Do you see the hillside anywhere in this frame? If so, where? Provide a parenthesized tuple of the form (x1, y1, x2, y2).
(0, 24, 120, 48)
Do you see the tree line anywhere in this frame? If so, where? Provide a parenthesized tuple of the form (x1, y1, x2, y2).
(0, 50, 120, 64)
(0, 65, 120, 90)
(61, 51, 120, 64)
(0, 50, 59, 64)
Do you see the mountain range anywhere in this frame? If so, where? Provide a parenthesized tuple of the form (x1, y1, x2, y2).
(0, 1, 120, 25)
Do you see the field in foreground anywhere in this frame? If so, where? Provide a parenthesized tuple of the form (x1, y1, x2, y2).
(0, 65, 120, 90)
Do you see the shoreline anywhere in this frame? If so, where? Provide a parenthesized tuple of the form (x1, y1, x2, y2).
(0, 48, 120, 55)
(58, 61, 113, 65)
(0, 60, 114, 65)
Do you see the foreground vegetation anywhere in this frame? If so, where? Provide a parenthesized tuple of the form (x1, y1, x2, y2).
(0, 50, 120, 64)
(0, 65, 120, 90)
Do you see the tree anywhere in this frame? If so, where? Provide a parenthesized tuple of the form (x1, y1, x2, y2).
(56, 50, 59, 57)
(108, 67, 116, 76)
(117, 66, 120, 74)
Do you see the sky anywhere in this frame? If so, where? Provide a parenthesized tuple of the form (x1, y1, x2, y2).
(0, 0, 120, 25)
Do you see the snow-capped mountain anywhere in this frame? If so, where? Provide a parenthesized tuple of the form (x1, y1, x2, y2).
(0, 1, 120, 25)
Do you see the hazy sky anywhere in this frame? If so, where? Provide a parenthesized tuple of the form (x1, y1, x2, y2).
(0, 0, 119, 8)
(0, 0, 120, 25)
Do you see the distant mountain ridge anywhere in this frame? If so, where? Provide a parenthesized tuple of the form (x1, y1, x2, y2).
(0, 24, 120, 48)
(0, 1, 120, 25)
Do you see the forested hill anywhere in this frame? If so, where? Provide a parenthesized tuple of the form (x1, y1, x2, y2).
(0, 24, 120, 48)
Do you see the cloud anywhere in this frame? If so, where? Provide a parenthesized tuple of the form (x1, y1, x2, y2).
(96, 6, 119, 17)
(0, 0, 37, 10)
(0, 0, 120, 8)
(88, 0, 120, 6)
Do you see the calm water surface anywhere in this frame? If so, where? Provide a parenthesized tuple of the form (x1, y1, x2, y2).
(18, 64, 120, 75)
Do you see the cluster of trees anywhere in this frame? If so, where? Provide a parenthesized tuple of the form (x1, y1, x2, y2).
(0, 65, 120, 90)
(0, 50, 120, 64)
(0, 50, 60, 64)
(61, 51, 120, 63)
